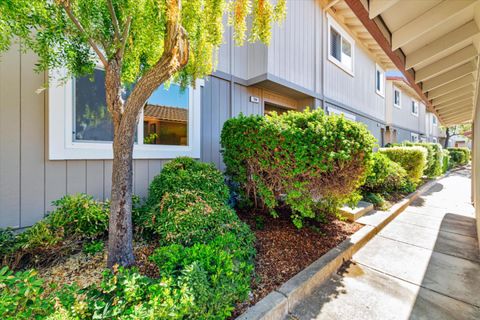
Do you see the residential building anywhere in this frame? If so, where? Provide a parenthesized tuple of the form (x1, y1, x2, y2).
(0, 1, 426, 228)
(385, 75, 433, 144)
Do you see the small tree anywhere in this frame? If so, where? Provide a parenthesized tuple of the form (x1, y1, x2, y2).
(443, 124, 471, 148)
(0, 0, 286, 267)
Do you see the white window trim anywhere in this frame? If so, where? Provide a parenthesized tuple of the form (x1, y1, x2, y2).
(432, 115, 437, 126)
(327, 14, 355, 77)
(327, 106, 356, 121)
(393, 86, 401, 108)
(411, 99, 419, 117)
(432, 137, 438, 143)
(375, 64, 385, 97)
(411, 133, 419, 142)
(48, 69, 203, 160)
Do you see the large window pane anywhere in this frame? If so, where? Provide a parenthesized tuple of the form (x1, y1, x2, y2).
(74, 69, 113, 142)
(143, 84, 189, 146)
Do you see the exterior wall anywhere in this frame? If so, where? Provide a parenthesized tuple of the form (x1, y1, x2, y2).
(0, 47, 170, 228)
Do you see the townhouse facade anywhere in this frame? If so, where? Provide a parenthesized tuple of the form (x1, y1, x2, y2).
(0, 0, 428, 228)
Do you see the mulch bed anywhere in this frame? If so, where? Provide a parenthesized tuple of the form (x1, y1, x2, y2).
(231, 208, 361, 317)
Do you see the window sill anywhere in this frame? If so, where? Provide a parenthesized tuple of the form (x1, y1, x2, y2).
(393, 104, 401, 109)
(328, 55, 354, 77)
(376, 90, 385, 98)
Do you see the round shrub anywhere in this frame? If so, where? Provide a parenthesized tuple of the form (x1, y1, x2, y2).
(379, 146, 427, 184)
(221, 109, 376, 227)
(362, 152, 408, 193)
(448, 147, 470, 166)
(145, 190, 251, 246)
(147, 157, 229, 207)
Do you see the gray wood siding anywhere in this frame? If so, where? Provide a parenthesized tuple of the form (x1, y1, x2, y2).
(324, 44, 386, 122)
(0, 48, 168, 228)
(267, 0, 320, 92)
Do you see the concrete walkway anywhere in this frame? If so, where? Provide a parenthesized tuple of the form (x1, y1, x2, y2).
(288, 168, 480, 320)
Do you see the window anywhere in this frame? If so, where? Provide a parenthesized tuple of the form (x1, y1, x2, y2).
(49, 68, 202, 160)
(375, 65, 384, 96)
(264, 103, 290, 115)
(411, 133, 419, 142)
(393, 87, 401, 108)
(432, 115, 437, 126)
(328, 15, 354, 75)
(411, 100, 419, 116)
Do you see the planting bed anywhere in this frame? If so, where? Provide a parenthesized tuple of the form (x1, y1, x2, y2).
(232, 208, 361, 317)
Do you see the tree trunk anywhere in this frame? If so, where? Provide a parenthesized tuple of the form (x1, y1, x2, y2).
(444, 128, 450, 149)
(105, 59, 136, 268)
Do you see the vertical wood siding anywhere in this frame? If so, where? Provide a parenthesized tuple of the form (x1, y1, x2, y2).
(0, 48, 169, 228)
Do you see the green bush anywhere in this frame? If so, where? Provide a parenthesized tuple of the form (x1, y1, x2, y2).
(448, 147, 470, 167)
(401, 142, 443, 177)
(1, 194, 109, 268)
(442, 149, 450, 173)
(145, 190, 252, 247)
(221, 109, 375, 227)
(362, 153, 409, 193)
(147, 157, 229, 207)
(150, 232, 255, 319)
(379, 146, 427, 184)
(0, 267, 55, 318)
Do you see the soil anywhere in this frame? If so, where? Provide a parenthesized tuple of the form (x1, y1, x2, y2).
(231, 208, 362, 318)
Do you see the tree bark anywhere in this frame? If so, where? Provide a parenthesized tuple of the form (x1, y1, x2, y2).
(104, 0, 189, 268)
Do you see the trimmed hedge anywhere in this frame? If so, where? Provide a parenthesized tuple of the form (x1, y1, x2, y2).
(362, 152, 409, 193)
(447, 147, 470, 167)
(221, 109, 376, 227)
(379, 146, 427, 184)
(442, 149, 450, 173)
(147, 157, 229, 207)
(401, 142, 443, 178)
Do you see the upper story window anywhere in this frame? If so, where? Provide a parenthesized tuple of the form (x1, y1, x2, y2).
(432, 115, 437, 126)
(393, 87, 401, 108)
(49, 68, 202, 160)
(375, 65, 384, 97)
(327, 15, 354, 75)
(411, 100, 419, 116)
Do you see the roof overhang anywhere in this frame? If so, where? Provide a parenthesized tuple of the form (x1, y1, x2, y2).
(343, 0, 480, 126)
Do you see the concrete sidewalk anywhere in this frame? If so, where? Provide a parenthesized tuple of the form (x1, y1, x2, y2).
(288, 168, 480, 320)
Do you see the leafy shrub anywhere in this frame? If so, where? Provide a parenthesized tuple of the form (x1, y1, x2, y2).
(442, 149, 450, 173)
(82, 240, 104, 255)
(1, 194, 109, 268)
(145, 190, 252, 247)
(362, 192, 387, 210)
(379, 146, 427, 184)
(221, 109, 375, 227)
(402, 142, 443, 177)
(362, 153, 408, 193)
(0, 228, 18, 257)
(150, 232, 255, 319)
(448, 147, 470, 166)
(147, 157, 229, 207)
(0, 267, 55, 318)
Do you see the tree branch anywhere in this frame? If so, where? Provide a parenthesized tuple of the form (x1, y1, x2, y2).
(118, 16, 132, 58)
(107, 0, 122, 42)
(60, 3, 109, 67)
(121, 0, 188, 131)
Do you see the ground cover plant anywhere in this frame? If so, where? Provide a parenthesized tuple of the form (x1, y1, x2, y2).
(221, 109, 376, 227)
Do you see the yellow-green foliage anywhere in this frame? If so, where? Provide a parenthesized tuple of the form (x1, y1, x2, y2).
(379, 146, 427, 184)
(221, 109, 376, 227)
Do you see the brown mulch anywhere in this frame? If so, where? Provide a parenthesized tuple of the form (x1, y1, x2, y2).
(231, 208, 361, 317)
